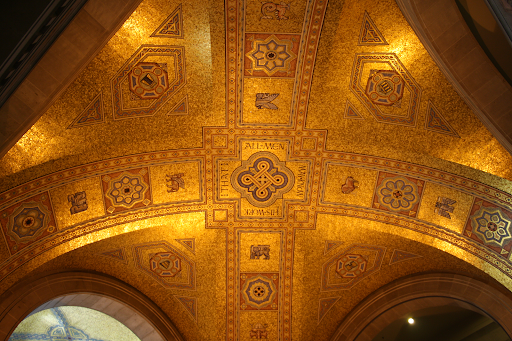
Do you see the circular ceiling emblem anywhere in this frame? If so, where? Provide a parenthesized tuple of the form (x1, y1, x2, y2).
(365, 70, 405, 106)
(150, 252, 182, 277)
(241, 274, 277, 309)
(336, 254, 367, 278)
(8, 202, 50, 243)
(129, 62, 169, 100)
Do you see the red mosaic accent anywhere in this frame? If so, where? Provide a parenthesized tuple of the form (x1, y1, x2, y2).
(244, 33, 301, 78)
(0, 192, 56, 255)
(240, 272, 279, 310)
(373, 171, 424, 218)
(463, 199, 512, 256)
(101, 168, 152, 214)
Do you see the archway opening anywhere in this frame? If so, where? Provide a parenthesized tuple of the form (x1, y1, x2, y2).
(10, 306, 141, 341)
(372, 302, 510, 341)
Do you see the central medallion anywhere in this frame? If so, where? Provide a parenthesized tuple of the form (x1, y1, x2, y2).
(129, 62, 169, 100)
(365, 70, 404, 106)
(232, 152, 294, 207)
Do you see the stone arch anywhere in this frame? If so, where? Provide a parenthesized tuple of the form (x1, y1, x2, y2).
(0, 271, 184, 341)
(330, 272, 512, 340)
(396, 0, 512, 154)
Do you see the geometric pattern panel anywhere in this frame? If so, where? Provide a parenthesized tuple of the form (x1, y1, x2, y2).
(324, 240, 343, 255)
(240, 273, 279, 310)
(365, 70, 405, 106)
(350, 53, 422, 126)
(464, 199, 512, 256)
(244, 33, 300, 77)
(151, 4, 184, 39)
(0, 192, 56, 255)
(168, 95, 189, 115)
(100, 248, 128, 264)
(111, 45, 186, 119)
(67, 92, 105, 129)
(358, 11, 388, 46)
(175, 296, 197, 321)
(373, 172, 425, 218)
(344, 100, 364, 120)
(175, 238, 195, 254)
(389, 249, 422, 265)
(231, 152, 295, 207)
(321, 244, 386, 291)
(133, 241, 196, 290)
(424, 100, 459, 137)
(101, 168, 152, 215)
(318, 297, 340, 323)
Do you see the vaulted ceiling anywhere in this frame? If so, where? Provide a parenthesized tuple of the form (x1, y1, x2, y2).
(1, 0, 512, 340)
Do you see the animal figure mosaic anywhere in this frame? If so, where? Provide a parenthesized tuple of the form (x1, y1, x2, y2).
(251, 245, 270, 260)
(250, 323, 268, 339)
(166, 173, 185, 193)
(255, 93, 279, 110)
(260, 2, 289, 20)
(68, 192, 88, 214)
(341, 176, 359, 194)
(435, 197, 456, 219)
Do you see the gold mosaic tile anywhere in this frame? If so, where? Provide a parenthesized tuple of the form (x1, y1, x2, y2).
(239, 232, 282, 272)
(242, 78, 295, 126)
(49, 177, 105, 230)
(149, 161, 203, 205)
(321, 164, 378, 207)
(417, 182, 474, 234)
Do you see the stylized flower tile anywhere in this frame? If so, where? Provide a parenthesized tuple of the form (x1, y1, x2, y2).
(0, 192, 56, 254)
(244, 33, 300, 77)
(240, 273, 279, 310)
(102, 168, 152, 214)
(464, 200, 512, 256)
(373, 172, 424, 217)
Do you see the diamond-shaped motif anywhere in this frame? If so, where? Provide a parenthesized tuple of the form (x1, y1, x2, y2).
(321, 244, 386, 291)
(350, 53, 421, 126)
(111, 45, 186, 119)
(133, 241, 195, 290)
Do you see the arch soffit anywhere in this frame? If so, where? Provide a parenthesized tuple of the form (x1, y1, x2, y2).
(0, 271, 184, 341)
(395, 0, 512, 154)
(331, 272, 512, 341)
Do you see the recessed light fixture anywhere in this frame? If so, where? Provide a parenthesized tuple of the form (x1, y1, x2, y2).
(408, 317, 415, 325)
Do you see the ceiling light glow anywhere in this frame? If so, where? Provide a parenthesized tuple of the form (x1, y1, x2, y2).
(408, 317, 415, 325)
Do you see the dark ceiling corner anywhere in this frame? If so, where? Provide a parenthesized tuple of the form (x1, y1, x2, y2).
(0, 0, 88, 109)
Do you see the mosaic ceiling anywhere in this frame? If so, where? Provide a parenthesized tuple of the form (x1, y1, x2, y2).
(1, 0, 512, 340)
